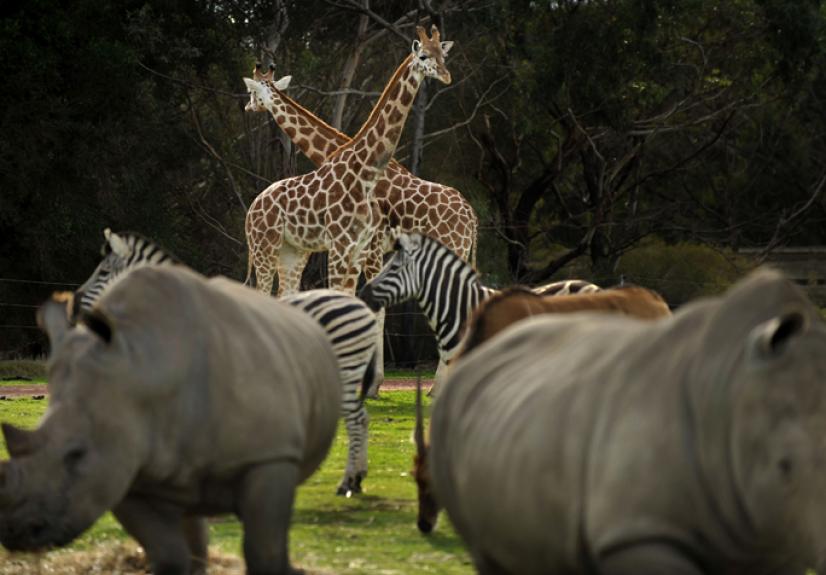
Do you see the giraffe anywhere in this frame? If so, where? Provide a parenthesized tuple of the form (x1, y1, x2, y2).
(244, 28, 477, 276)
(244, 27, 472, 394)
(243, 26, 454, 300)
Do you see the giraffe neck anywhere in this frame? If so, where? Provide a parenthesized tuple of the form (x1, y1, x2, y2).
(335, 54, 421, 173)
(262, 88, 348, 166)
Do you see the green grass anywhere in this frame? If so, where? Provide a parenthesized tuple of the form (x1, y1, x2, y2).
(0, 391, 473, 574)
(383, 368, 437, 380)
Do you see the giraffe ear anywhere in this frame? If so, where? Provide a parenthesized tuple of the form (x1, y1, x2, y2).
(440, 41, 454, 56)
(273, 75, 292, 90)
(243, 77, 261, 93)
(411, 39, 422, 54)
(107, 231, 132, 258)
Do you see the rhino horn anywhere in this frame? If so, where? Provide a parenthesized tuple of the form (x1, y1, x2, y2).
(37, 292, 73, 345)
(414, 374, 426, 456)
(2, 423, 44, 458)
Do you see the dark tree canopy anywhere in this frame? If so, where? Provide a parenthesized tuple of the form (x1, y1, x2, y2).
(1, 0, 824, 356)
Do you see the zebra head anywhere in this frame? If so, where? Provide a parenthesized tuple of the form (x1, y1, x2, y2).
(359, 232, 426, 312)
(73, 229, 174, 318)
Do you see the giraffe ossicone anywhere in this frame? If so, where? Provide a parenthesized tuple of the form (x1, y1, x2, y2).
(244, 26, 455, 298)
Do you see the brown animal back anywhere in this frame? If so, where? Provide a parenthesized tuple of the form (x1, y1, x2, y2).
(459, 286, 670, 359)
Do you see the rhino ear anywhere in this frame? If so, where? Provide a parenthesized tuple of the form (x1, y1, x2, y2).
(748, 310, 808, 360)
(2, 423, 43, 458)
(79, 309, 114, 344)
(37, 292, 74, 347)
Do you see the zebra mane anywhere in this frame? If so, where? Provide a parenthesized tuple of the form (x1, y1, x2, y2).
(101, 230, 181, 264)
(415, 233, 482, 281)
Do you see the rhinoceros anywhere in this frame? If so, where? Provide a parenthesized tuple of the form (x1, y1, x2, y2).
(0, 266, 341, 575)
(428, 268, 826, 574)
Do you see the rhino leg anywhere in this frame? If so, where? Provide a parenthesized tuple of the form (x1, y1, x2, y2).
(182, 516, 209, 574)
(113, 495, 193, 575)
(337, 400, 368, 496)
(237, 460, 302, 575)
(599, 543, 704, 575)
(470, 550, 509, 575)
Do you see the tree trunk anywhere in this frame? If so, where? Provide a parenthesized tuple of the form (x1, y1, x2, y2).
(331, 0, 371, 131)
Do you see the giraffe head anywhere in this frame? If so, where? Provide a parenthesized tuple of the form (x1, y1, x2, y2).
(244, 63, 293, 112)
(410, 25, 454, 85)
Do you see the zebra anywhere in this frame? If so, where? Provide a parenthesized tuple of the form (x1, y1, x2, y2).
(358, 232, 600, 392)
(75, 229, 378, 496)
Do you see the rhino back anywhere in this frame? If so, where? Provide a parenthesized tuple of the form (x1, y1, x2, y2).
(433, 313, 657, 573)
(95, 267, 341, 486)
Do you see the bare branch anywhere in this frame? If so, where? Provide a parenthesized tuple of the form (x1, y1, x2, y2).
(759, 171, 826, 259)
(292, 83, 381, 99)
(187, 94, 247, 212)
(325, 0, 410, 41)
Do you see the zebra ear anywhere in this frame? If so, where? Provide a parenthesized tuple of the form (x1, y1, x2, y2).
(107, 231, 132, 258)
(397, 232, 413, 252)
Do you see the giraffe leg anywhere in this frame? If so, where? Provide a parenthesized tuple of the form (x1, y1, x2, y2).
(276, 244, 311, 296)
(365, 309, 385, 398)
(247, 210, 283, 296)
(362, 245, 386, 397)
(327, 244, 364, 295)
(253, 252, 278, 297)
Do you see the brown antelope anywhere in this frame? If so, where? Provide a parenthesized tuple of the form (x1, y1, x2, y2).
(412, 376, 440, 534)
(459, 285, 671, 359)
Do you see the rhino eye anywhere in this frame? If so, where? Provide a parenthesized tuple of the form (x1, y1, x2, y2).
(63, 446, 87, 471)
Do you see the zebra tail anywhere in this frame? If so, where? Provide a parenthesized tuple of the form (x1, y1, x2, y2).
(359, 350, 378, 399)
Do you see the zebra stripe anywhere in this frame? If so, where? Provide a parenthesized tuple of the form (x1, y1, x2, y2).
(359, 233, 601, 366)
(76, 230, 177, 313)
(76, 230, 377, 496)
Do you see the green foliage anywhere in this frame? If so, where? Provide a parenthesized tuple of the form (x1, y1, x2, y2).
(2, 0, 826, 357)
(0, 391, 473, 574)
(616, 239, 753, 305)
(0, 361, 46, 382)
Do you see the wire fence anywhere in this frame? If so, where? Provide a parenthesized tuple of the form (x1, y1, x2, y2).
(2, 268, 823, 366)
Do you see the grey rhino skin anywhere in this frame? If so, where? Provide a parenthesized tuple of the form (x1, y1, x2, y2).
(0, 266, 341, 575)
(431, 268, 826, 575)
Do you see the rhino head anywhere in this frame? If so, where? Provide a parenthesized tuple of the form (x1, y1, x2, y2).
(690, 269, 826, 566)
(0, 295, 147, 551)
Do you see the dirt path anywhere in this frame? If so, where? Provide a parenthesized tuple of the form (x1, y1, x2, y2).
(0, 385, 46, 399)
(0, 380, 430, 398)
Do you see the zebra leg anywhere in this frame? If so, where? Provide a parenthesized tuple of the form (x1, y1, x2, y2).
(337, 397, 368, 496)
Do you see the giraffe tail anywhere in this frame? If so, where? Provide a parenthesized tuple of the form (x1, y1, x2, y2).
(470, 216, 479, 270)
(244, 243, 255, 288)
